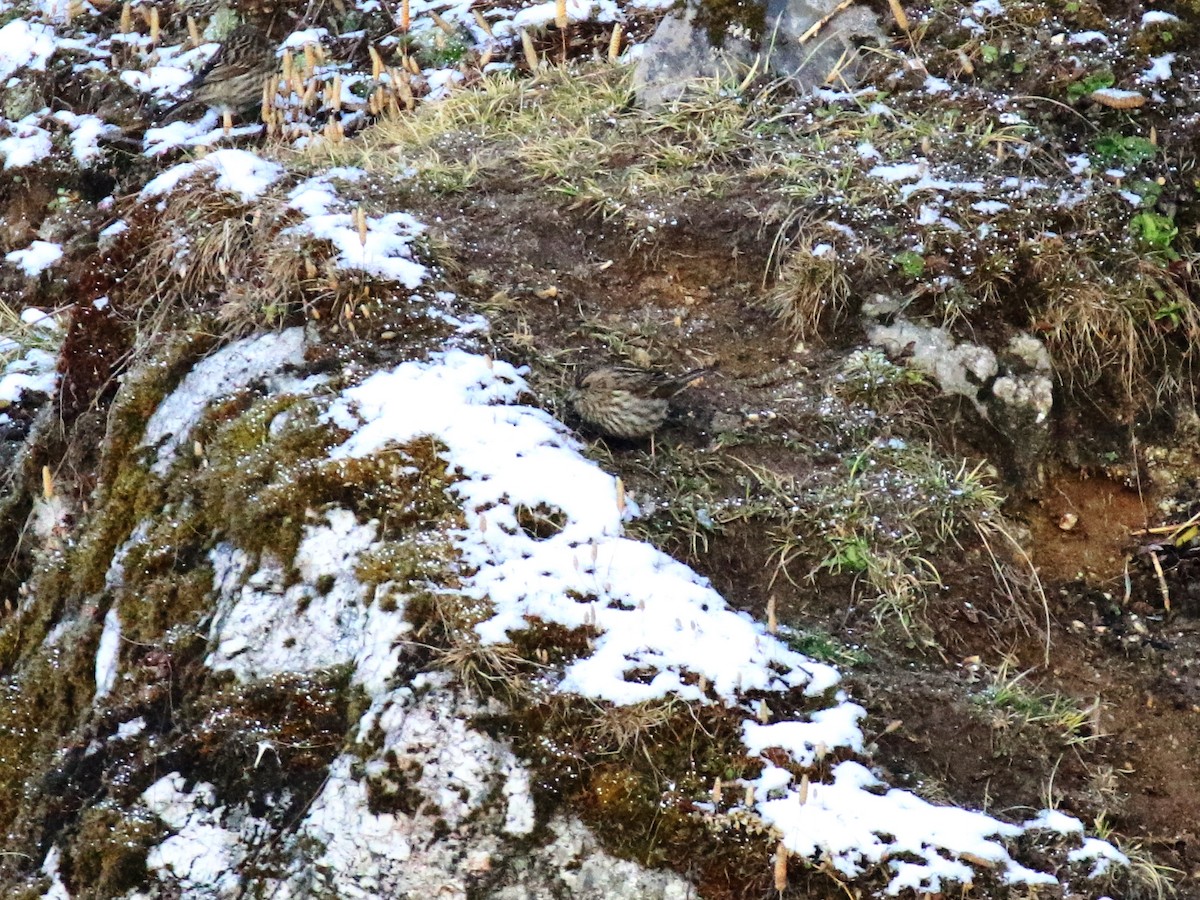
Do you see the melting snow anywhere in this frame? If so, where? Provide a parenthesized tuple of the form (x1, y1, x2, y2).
(5, 240, 62, 275)
(141, 147, 285, 200)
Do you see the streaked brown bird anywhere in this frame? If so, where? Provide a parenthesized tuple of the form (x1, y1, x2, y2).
(160, 25, 277, 122)
(569, 364, 715, 440)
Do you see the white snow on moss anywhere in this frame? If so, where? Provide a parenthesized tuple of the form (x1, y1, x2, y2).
(0, 19, 58, 79)
(5, 240, 61, 275)
(207, 510, 399, 687)
(115, 716, 147, 740)
(0, 347, 58, 404)
(51, 110, 120, 164)
(1069, 838, 1131, 878)
(285, 173, 427, 286)
(505, 0, 621, 31)
(1142, 52, 1175, 83)
(0, 112, 53, 169)
(273, 684, 538, 897)
(140, 327, 311, 476)
(757, 760, 1052, 894)
(1141, 9, 1178, 24)
(1025, 808, 1086, 835)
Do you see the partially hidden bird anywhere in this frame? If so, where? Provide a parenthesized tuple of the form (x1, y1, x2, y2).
(570, 364, 715, 440)
(159, 25, 277, 123)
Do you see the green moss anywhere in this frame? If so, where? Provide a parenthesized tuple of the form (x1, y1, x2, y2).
(119, 565, 215, 645)
(68, 461, 158, 599)
(0, 630, 99, 845)
(198, 396, 343, 561)
(489, 694, 837, 893)
(356, 539, 457, 597)
(198, 405, 459, 566)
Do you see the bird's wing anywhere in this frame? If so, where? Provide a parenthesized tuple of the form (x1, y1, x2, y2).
(192, 27, 262, 85)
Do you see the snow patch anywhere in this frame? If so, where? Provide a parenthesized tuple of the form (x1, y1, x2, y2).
(140, 328, 310, 476)
(5, 240, 62, 276)
(141, 148, 285, 201)
(0, 20, 58, 79)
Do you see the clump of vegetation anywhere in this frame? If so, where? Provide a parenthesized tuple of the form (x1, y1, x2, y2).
(767, 239, 855, 339)
(67, 806, 164, 895)
(973, 659, 1098, 752)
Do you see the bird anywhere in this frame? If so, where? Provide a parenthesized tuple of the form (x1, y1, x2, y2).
(159, 25, 277, 123)
(569, 364, 715, 441)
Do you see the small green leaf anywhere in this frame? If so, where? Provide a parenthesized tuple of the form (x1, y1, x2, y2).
(1067, 70, 1114, 101)
(1129, 211, 1178, 250)
(893, 250, 926, 277)
(1093, 134, 1157, 166)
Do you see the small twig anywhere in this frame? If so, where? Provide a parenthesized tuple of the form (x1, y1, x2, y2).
(1149, 549, 1171, 612)
(1130, 509, 1200, 539)
(798, 0, 855, 44)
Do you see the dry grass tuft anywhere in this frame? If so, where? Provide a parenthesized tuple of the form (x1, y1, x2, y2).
(129, 187, 324, 338)
(1029, 240, 1199, 413)
(767, 239, 855, 339)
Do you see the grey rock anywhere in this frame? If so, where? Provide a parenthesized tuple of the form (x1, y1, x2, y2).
(490, 815, 694, 899)
(867, 318, 1058, 488)
(867, 319, 997, 401)
(633, 0, 883, 108)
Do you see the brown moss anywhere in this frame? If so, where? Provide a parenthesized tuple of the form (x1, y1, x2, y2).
(365, 751, 426, 816)
(58, 286, 132, 425)
(184, 668, 356, 818)
(506, 618, 599, 667)
(66, 806, 163, 895)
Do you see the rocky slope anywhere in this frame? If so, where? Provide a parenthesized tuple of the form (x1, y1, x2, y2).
(0, 0, 1198, 896)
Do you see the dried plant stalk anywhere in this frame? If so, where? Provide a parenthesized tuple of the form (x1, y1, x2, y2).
(520, 29, 539, 70)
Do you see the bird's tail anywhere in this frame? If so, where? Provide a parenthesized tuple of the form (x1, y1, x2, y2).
(666, 364, 718, 395)
(156, 96, 200, 124)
